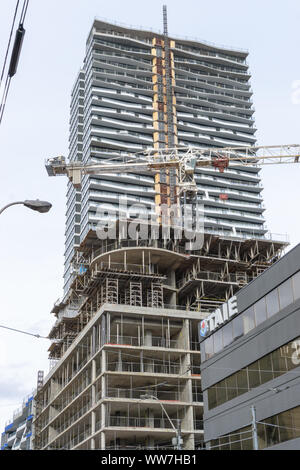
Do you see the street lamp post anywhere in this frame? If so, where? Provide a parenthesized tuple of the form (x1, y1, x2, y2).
(0, 200, 52, 215)
(140, 394, 182, 450)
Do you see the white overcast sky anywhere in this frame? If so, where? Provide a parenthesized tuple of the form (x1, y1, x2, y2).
(0, 0, 299, 431)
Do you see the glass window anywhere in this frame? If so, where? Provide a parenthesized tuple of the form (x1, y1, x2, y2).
(208, 387, 217, 409)
(210, 439, 219, 450)
(216, 379, 227, 407)
(247, 360, 261, 389)
(254, 297, 267, 326)
(278, 410, 294, 443)
(219, 436, 230, 450)
(204, 336, 214, 360)
(266, 289, 280, 318)
(292, 270, 300, 301)
(243, 306, 255, 334)
(213, 330, 223, 354)
(265, 415, 280, 447)
(233, 315, 243, 340)
(271, 348, 287, 377)
(241, 426, 253, 450)
(223, 322, 233, 348)
(226, 374, 238, 401)
(292, 407, 300, 439)
(257, 423, 267, 449)
(278, 278, 294, 310)
(259, 354, 274, 384)
(230, 431, 242, 450)
(236, 369, 249, 396)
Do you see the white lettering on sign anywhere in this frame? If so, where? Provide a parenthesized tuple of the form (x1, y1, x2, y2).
(204, 295, 238, 334)
(291, 340, 300, 365)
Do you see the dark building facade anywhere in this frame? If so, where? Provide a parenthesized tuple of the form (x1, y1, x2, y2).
(200, 243, 300, 450)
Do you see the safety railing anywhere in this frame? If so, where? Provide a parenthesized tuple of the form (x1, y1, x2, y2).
(105, 388, 181, 401)
(106, 415, 176, 429)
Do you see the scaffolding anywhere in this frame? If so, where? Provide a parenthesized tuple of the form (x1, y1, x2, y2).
(47, 220, 287, 361)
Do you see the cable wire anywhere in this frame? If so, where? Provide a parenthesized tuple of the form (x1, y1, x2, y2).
(0, 0, 29, 126)
(0, 0, 19, 89)
(20, 0, 29, 24)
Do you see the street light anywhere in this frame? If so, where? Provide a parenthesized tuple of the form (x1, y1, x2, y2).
(140, 394, 182, 450)
(0, 199, 52, 215)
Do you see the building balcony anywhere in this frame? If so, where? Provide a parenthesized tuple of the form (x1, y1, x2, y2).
(106, 361, 181, 375)
(106, 415, 175, 430)
(107, 335, 182, 350)
(105, 388, 182, 402)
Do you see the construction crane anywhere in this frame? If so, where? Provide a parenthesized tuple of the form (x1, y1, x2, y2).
(45, 144, 300, 212)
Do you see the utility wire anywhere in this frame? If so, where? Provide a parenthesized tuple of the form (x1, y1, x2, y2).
(0, 0, 29, 126)
(0, 0, 20, 89)
(19, 0, 29, 24)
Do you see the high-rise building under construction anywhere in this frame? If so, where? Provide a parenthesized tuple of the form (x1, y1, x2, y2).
(63, 16, 265, 294)
(33, 14, 288, 450)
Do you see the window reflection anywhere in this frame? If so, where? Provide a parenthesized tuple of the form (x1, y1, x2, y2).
(278, 279, 294, 310)
(233, 315, 243, 340)
(243, 306, 255, 334)
(203, 270, 300, 360)
(208, 334, 300, 410)
(254, 297, 267, 326)
(210, 404, 300, 449)
(266, 290, 280, 318)
(292, 271, 300, 300)
(223, 322, 233, 348)
(213, 330, 223, 354)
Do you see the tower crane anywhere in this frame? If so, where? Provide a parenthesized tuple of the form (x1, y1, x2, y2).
(45, 144, 300, 216)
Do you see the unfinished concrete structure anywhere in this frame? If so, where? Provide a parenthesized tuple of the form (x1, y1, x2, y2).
(34, 11, 289, 450)
(33, 222, 287, 450)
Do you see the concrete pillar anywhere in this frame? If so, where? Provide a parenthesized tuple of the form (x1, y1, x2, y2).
(145, 408, 154, 428)
(49, 405, 59, 420)
(90, 437, 95, 450)
(101, 375, 106, 399)
(176, 319, 189, 349)
(185, 432, 195, 450)
(145, 330, 152, 347)
(167, 268, 177, 306)
(91, 410, 96, 434)
(101, 403, 106, 428)
(100, 431, 106, 450)
(146, 435, 155, 449)
(101, 350, 106, 372)
(92, 359, 96, 382)
(48, 426, 58, 442)
(92, 359, 96, 405)
(101, 350, 107, 399)
(117, 350, 123, 372)
(50, 378, 61, 401)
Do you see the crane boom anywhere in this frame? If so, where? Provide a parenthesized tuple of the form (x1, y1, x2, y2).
(45, 143, 300, 227)
(45, 143, 300, 186)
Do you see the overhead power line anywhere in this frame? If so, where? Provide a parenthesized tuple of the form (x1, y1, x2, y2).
(0, 1, 20, 89)
(0, 0, 29, 126)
